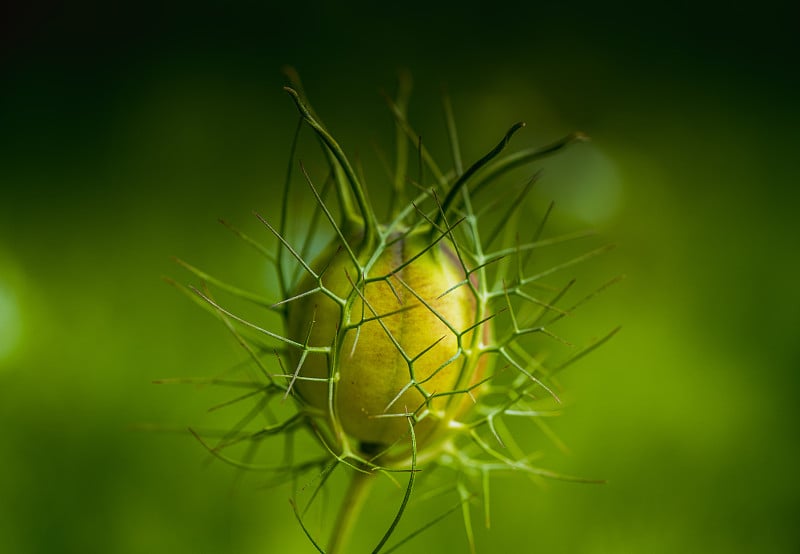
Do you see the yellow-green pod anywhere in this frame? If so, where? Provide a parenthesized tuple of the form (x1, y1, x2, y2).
(288, 232, 485, 448)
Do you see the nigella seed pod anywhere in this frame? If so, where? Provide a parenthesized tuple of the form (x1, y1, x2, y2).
(288, 232, 487, 448)
(171, 71, 618, 553)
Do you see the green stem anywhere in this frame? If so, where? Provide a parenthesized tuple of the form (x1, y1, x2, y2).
(432, 121, 526, 235)
(328, 470, 376, 554)
(284, 86, 379, 251)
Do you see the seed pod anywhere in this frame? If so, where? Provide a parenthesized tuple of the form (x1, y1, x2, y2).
(174, 76, 615, 554)
(288, 232, 486, 448)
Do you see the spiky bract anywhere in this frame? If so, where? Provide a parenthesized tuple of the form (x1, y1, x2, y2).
(169, 73, 618, 553)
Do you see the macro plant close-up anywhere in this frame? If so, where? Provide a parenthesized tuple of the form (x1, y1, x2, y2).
(168, 73, 618, 553)
(3, 3, 798, 554)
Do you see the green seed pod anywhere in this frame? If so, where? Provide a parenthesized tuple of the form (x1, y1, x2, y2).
(172, 73, 618, 554)
(288, 231, 486, 448)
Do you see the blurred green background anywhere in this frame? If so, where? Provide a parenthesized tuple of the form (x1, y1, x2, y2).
(2, 2, 798, 552)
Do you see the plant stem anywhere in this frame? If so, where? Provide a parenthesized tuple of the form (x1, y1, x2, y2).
(327, 470, 376, 554)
